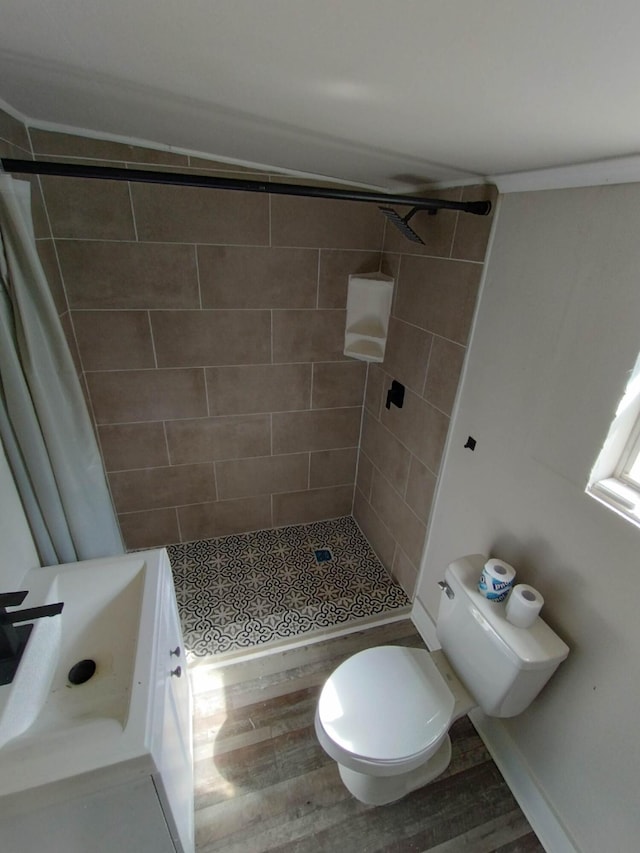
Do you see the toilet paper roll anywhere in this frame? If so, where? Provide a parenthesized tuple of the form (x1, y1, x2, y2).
(477, 558, 516, 602)
(506, 584, 544, 628)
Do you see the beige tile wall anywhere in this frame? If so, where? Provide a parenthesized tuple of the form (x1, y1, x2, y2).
(24, 126, 384, 549)
(0, 107, 30, 159)
(2, 108, 497, 574)
(353, 186, 498, 598)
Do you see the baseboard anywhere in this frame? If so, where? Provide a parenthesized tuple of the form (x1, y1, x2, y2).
(469, 711, 579, 853)
(411, 596, 579, 853)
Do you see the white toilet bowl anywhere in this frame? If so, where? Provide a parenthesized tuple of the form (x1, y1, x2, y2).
(315, 555, 570, 806)
(314, 645, 473, 805)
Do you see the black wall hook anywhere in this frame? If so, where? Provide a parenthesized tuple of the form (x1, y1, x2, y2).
(386, 380, 405, 410)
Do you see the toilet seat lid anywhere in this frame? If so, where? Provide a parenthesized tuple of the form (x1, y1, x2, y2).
(318, 646, 455, 762)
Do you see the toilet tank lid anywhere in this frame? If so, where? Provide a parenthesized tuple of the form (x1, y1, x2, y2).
(317, 646, 454, 762)
(443, 556, 570, 671)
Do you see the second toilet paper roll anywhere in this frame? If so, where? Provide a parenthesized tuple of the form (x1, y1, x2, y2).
(506, 584, 544, 628)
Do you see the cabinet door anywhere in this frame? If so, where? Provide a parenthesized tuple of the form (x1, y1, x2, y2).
(0, 777, 175, 853)
(155, 578, 195, 853)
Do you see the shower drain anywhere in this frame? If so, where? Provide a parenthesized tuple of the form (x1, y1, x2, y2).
(313, 548, 333, 564)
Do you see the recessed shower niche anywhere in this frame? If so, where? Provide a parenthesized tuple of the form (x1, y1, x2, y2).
(343, 272, 394, 363)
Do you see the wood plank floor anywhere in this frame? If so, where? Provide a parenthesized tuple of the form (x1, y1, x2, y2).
(190, 620, 545, 853)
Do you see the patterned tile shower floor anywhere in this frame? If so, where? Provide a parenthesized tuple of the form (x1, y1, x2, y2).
(167, 515, 410, 661)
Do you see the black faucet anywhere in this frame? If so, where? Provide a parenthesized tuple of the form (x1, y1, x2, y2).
(0, 591, 64, 686)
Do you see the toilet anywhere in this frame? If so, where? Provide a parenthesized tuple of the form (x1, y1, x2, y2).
(314, 554, 569, 805)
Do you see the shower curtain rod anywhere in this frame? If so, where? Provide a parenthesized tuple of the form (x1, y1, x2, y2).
(0, 158, 492, 217)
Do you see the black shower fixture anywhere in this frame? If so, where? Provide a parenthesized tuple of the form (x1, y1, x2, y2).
(386, 379, 405, 410)
(379, 206, 438, 245)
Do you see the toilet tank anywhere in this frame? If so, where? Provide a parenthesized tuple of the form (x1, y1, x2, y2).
(436, 555, 569, 717)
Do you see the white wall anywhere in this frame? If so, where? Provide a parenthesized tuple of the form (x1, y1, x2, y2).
(416, 185, 640, 853)
(0, 436, 39, 588)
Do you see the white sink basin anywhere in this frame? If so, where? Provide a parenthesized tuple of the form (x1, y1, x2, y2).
(9, 559, 146, 741)
(0, 550, 168, 798)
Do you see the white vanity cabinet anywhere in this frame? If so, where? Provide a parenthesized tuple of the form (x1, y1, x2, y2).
(0, 777, 177, 853)
(0, 549, 194, 853)
(151, 561, 195, 853)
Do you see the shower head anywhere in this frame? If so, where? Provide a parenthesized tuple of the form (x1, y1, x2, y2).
(379, 206, 430, 244)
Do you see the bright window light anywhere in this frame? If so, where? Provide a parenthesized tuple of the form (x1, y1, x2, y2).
(587, 352, 640, 528)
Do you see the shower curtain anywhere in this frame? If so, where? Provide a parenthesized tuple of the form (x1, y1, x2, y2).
(0, 174, 123, 565)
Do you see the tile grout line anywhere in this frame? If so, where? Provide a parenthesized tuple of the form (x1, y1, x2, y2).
(65, 307, 348, 315)
(116, 482, 359, 517)
(351, 362, 369, 514)
(315, 249, 321, 309)
(421, 333, 435, 398)
(46, 235, 485, 263)
(269, 412, 274, 456)
(449, 212, 460, 258)
(162, 421, 172, 465)
(391, 252, 402, 319)
(105, 444, 359, 473)
(202, 367, 211, 417)
(194, 245, 203, 310)
(270, 308, 274, 364)
(175, 507, 184, 544)
(81, 358, 354, 368)
(147, 310, 159, 369)
(353, 482, 401, 561)
(366, 451, 432, 529)
(126, 181, 139, 241)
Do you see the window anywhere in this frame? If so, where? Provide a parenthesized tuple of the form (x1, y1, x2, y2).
(587, 351, 640, 527)
(618, 418, 640, 487)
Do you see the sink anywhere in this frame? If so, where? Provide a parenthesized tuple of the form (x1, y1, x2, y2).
(0, 549, 194, 853)
(0, 551, 167, 798)
(9, 560, 146, 744)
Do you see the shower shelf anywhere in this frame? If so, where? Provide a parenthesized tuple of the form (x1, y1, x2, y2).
(344, 273, 394, 364)
(344, 338, 386, 362)
(346, 318, 386, 338)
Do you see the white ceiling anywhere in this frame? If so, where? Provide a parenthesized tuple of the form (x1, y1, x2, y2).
(2, 0, 640, 191)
